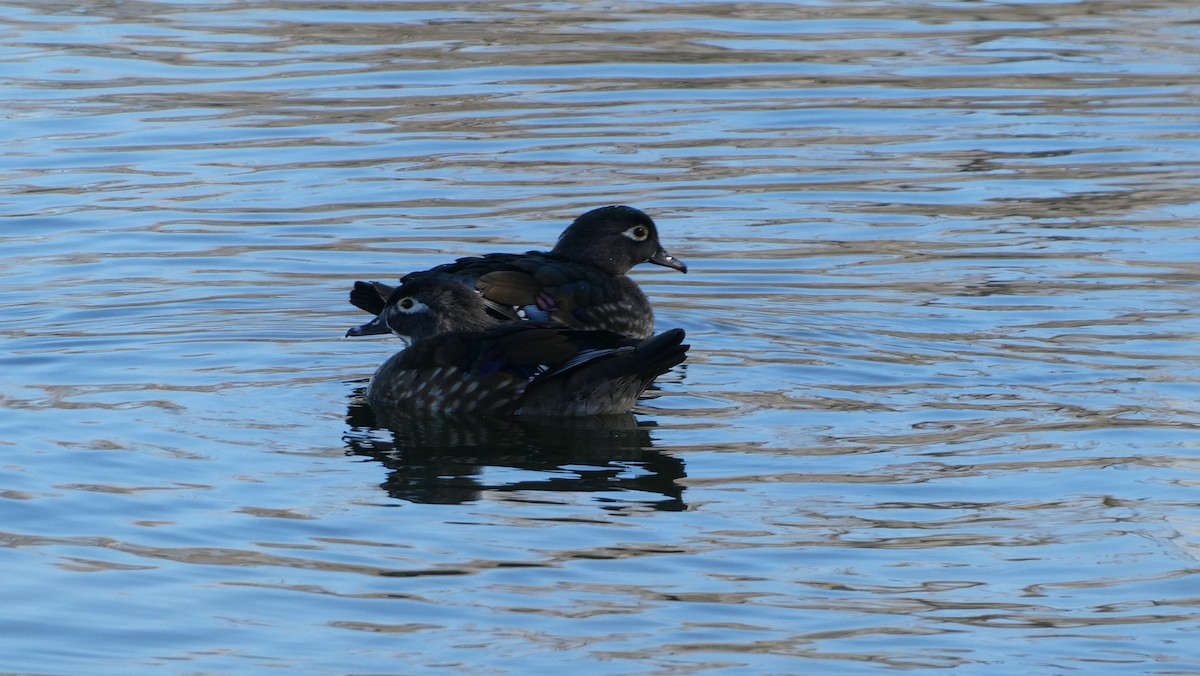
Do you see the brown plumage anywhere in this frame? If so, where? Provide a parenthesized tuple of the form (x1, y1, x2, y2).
(347, 205, 686, 340)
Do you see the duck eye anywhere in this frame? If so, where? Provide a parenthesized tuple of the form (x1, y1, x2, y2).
(624, 225, 649, 241)
(398, 297, 415, 311)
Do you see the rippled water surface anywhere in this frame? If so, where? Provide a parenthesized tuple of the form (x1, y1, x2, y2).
(4, 1, 1200, 673)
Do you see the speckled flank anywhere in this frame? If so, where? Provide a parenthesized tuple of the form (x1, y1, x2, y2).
(367, 363, 529, 415)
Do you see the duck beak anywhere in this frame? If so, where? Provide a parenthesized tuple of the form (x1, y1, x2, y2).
(648, 248, 688, 273)
(346, 313, 390, 337)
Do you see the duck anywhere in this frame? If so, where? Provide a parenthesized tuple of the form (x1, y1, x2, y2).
(346, 205, 686, 340)
(358, 276, 688, 416)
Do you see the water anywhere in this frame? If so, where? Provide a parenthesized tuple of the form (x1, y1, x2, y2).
(3, 0, 1200, 673)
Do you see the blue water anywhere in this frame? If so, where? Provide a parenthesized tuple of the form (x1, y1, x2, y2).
(3, 1, 1200, 673)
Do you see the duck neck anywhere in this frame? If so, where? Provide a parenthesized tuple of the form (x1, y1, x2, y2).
(551, 239, 627, 276)
(437, 309, 499, 335)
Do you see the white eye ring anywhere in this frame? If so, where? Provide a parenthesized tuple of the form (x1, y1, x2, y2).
(395, 297, 426, 313)
(623, 225, 650, 242)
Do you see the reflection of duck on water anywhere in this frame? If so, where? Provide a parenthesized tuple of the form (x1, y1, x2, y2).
(344, 392, 687, 510)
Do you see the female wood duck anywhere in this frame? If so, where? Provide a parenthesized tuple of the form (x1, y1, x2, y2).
(347, 205, 686, 340)
(359, 276, 688, 416)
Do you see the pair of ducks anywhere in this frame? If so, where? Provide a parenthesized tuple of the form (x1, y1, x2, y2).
(347, 205, 689, 416)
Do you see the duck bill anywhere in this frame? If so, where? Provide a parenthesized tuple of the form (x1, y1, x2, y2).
(648, 248, 687, 273)
(346, 313, 391, 337)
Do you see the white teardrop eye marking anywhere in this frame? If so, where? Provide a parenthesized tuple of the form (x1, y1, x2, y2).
(396, 297, 426, 313)
(623, 225, 649, 241)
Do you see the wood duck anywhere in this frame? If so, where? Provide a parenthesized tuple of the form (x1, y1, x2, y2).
(347, 205, 686, 340)
(359, 276, 688, 416)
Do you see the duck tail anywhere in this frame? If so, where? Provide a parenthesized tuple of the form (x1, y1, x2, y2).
(627, 328, 688, 382)
(350, 280, 393, 315)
